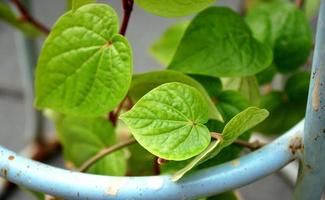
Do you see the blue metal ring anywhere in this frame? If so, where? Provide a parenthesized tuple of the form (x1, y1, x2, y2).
(0, 121, 304, 200)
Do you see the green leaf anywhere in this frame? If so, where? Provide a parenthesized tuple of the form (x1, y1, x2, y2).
(120, 82, 211, 161)
(256, 91, 306, 135)
(57, 116, 127, 175)
(256, 64, 277, 85)
(172, 107, 268, 180)
(207, 191, 238, 200)
(34, 4, 132, 116)
(222, 76, 260, 105)
(246, 2, 313, 73)
(285, 71, 310, 103)
(129, 70, 223, 122)
(222, 107, 269, 146)
(304, 0, 320, 19)
(134, 0, 215, 17)
(127, 144, 155, 176)
(150, 21, 189, 65)
(71, 0, 96, 11)
(0, 2, 41, 37)
(168, 7, 272, 77)
(172, 139, 222, 181)
(216, 90, 251, 122)
(189, 74, 222, 98)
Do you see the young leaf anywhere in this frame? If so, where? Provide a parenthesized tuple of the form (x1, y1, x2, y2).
(57, 116, 127, 175)
(71, 0, 96, 11)
(35, 4, 132, 116)
(172, 139, 222, 181)
(0, 2, 41, 37)
(150, 21, 189, 65)
(246, 2, 312, 73)
(120, 82, 211, 161)
(129, 70, 223, 122)
(168, 7, 272, 77)
(221, 107, 269, 146)
(134, 0, 215, 17)
(172, 107, 268, 180)
(222, 76, 260, 105)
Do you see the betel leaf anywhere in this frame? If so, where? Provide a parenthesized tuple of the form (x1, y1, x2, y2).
(256, 91, 306, 135)
(0, 2, 41, 37)
(127, 144, 155, 176)
(120, 82, 211, 161)
(189, 74, 222, 98)
(34, 4, 132, 116)
(57, 116, 127, 175)
(221, 76, 260, 105)
(70, 0, 96, 11)
(168, 7, 272, 77)
(285, 71, 310, 103)
(172, 107, 269, 181)
(256, 64, 276, 85)
(246, 2, 312, 73)
(150, 21, 189, 65)
(129, 70, 223, 122)
(134, 0, 215, 17)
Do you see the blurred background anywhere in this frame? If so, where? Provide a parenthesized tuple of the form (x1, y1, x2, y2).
(0, 0, 317, 199)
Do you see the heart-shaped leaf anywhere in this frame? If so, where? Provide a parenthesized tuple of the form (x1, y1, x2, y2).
(150, 21, 189, 65)
(246, 2, 312, 73)
(135, 0, 215, 17)
(129, 70, 223, 122)
(120, 82, 211, 161)
(168, 7, 272, 77)
(172, 107, 269, 180)
(56, 116, 127, 175)
(35, 4, 132, 116)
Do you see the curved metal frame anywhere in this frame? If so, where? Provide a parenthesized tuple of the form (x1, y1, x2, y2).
(0, 122, 303, 200)
(0, 0, 324, 199)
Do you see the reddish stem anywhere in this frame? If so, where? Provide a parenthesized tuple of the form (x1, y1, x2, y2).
(10, 0, 50, 34)
(119, 0, 134, 36)
(295, 0, 304, 9)
(108, 96, 133, 126)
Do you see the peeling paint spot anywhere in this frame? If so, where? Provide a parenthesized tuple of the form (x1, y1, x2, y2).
(8, 155, 15, 160)
(147, 177, 164, 190)
(231, 159, 240, 167)
(289, 136, 303, 155)
(106, 179, 126, 196)
(312, 69, 321, 112)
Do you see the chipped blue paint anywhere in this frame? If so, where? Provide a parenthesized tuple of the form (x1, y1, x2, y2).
(295, 0, 325, 199)
(0, 121, 303, 200)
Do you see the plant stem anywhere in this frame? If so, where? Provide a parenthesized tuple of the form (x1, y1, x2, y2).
(108, 96, 133, 126)
(295, 0, 305, 9)
(119, 0, 134, 36)
(210, 132, 224, 141)
(79, 138, 136, 172)
(234, 139, 265, 151)
(153, 156, 161, 175)
(10, 0, 50, 34)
